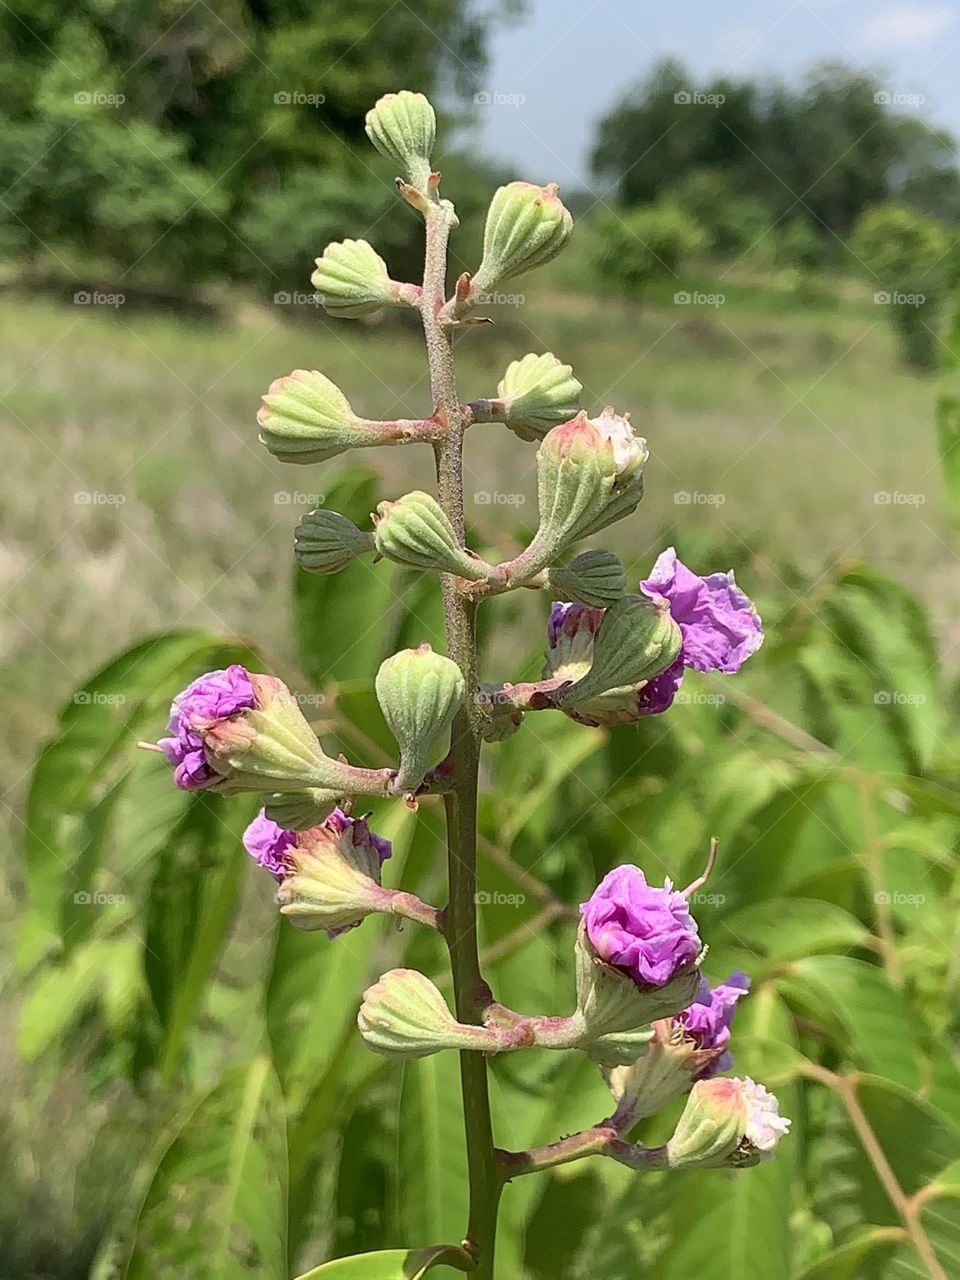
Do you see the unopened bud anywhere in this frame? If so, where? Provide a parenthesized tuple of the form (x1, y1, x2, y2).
(294, 509, 374, 575)
(261, 788, 339, 830)
(258, 370, 374, 464)
(365, 90, 436, 192)
(545, 550, 626, 608)
(497, 352, 582, 441)
(374, 491, 491, 581)
(557, 596, 681, 708)
(358, 968, 506, 1059)
(375, 645, 465, 794)
(473, 182, 573, 293)
(311, 239, 418, 317)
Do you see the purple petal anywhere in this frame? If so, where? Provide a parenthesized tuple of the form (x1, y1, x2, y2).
(641, 548, 762, 674)
(677, 971, 751, 1076)
(159, 666, 257, 790)
(580, 865, 701, 987)
(243, 809, 297, 877)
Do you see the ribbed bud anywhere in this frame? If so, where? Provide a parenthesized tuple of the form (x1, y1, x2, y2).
(574, 921, 703, 1041)
(200, 674, 392, 798)
(375, 645, 465, 795)
(473, 182, 573, 293)
(294, 509, 374, 575)
(258, 369, 376, 464)
(374, 491, 490, 581)
(557, 596, 681, 708)
(497, 352, 582, 441)
(586, 1026, 656, 1069)
(311, 239, 413, 318)
(358, 969, 505, 1059)
(365, 90, 436, 191)
(545, 550, 626, 608)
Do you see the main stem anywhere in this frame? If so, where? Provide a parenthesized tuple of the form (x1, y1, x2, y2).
(421, 199, 502, 1276)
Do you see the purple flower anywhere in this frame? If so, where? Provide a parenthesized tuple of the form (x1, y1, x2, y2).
(676, 972, 750, 1076)
(158, 665, 256, 789)
(640, 548, 762, 675)
(243, 810, 297, 877)
(580, 865, 701, 987)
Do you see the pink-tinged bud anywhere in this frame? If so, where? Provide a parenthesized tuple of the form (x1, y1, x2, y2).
(507, 411, 647, 581)
(666, 1076, 790, 1169)
(156, 669, 392, 799)
(258, 369, 410, 465)
(310, 238, 419, 318)
(265, 807, 393, 936)
(473, 182, 573, 293)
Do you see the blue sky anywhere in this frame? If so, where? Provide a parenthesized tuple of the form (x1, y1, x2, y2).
(464, 0, 960, 189)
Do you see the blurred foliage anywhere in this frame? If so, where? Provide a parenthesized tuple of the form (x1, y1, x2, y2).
(592, 199, 706, 298)
(593, 57, 960, 246)
(0, 0, 521, 291)
(9, 464, 960, 1278)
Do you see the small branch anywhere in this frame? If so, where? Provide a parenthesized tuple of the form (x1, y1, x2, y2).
(498, 1125, 669, 1180)
(857, 776, 904, 989)
(804, 1064, 948, 1280)
(388, 890, 444, 933)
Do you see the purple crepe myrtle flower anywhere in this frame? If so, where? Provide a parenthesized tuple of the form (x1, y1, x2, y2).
(640, 547, 762, 676)
(158, 665, 256, 789)
(246, 806, 393, 939)
(675, 971, 751, 1077)
(580, 865, 701, 987)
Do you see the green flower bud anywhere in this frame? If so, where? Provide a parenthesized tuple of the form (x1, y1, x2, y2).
(202, 674, 392, 798)
(545, 550, 627, 608)
(586, 1025, 656, 1069)
(574, 921, 703, 1041)
(294, 508, 374, 575)
(497, 352, 582, 441)
(557, 596, 681, 708)
(473, 182, 573, 292)
(358, 968, 507, 1059)
(374, 491, 491, 581)
(258, 369, 378, 464)
(375, 645, 465, 795)
(311, 238, 418, 318)
(664, 1076, 791, 1169)
(365, 90, 436, 191)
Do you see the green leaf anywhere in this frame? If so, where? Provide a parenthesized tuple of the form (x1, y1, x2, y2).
(936, 362, 960, 515)
(713, 898, 868, 967)
(294, 1246, 467, 1279)
(793, 1227, 903, 1279)
(777, 956, 921, 1089)
(397, 1051, 469, 1248)
(123, 1056, 288, 1280)
(143, 790, 258, 1081)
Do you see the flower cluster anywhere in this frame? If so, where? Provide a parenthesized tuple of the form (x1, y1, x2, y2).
(137, 87, 789, 1254)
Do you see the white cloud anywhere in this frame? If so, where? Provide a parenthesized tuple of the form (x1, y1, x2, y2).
(860, 5, 955, 51)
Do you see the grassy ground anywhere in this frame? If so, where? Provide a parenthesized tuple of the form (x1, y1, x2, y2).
(1, 266, 955, 822)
